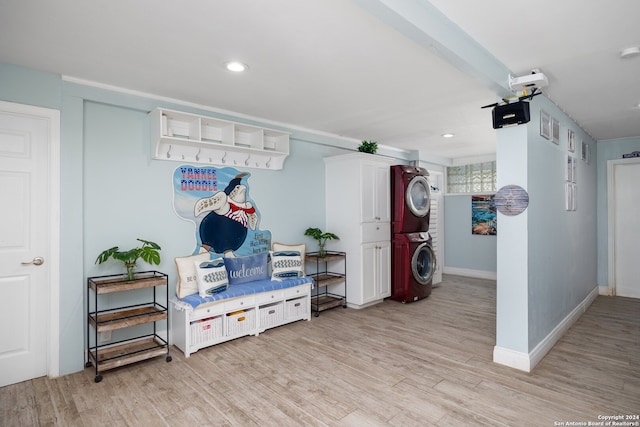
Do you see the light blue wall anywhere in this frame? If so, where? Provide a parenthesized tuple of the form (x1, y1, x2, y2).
(444, 195, 497, 273)
(495, 95, 598, 354)
(0, 62, 62, 109)
(596, 137, 640, 286)
(495, 124, 529, 352)
(1, 61, 413, 375)
(525, 96, 597, 348)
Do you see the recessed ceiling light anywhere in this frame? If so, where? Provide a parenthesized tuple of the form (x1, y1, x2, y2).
(225, 61, 248, 72)
(441, 133, 455, 138)
(620, 47, 640, 59)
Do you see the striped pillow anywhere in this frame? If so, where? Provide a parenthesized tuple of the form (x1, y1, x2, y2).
(271, 251, 304, 281)
(194, 258, 229, 297)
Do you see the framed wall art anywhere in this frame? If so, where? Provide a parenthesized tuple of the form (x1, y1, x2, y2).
(540, 110, 551, 140)
(567, 129, 575, 153)
(565, 183, 577, 211)
(471, 195, 497, 235)
(552, 117, 560, 145)
(566, 155, 576, 183)
(581, 140, 591, 164)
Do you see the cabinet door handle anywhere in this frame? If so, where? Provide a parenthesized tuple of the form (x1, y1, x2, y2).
(22, 256, 44, 266)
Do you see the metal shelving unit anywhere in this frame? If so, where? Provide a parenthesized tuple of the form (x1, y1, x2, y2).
(306, 251, 346, 317)
(86, 271, 171, 382)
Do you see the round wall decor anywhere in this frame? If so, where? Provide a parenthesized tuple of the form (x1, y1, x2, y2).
(494, 185, 529, 216)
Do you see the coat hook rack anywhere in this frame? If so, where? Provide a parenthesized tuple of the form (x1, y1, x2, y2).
(151, 108, 290, 170)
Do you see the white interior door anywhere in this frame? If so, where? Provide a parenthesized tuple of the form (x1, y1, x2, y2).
(609, 159, 640, 298)
(0, 102, 57, 386)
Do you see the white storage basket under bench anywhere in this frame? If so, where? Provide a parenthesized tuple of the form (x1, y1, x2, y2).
(172, 276, 313, 357)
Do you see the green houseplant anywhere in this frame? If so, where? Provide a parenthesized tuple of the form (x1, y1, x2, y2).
(357, 140, 378, 154)
(304, 227, 339, 258)
(95, 238, 162, 281)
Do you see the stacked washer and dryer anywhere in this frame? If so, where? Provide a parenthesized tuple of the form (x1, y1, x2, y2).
(389, 165, 437, 303)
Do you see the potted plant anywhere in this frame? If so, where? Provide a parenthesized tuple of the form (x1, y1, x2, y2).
(358, 140, 378, 154)
(304, 227, 339, 258)
(95, 238, 162, 281)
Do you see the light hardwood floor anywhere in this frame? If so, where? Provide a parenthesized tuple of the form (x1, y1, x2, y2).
(2, 275, 639, 426)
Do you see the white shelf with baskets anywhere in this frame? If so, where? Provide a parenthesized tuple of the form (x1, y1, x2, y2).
(172, 282, 311, 357)
(149, 108, 290, 170)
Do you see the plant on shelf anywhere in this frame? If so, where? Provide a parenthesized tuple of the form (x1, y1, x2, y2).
(357, 140, 378, 154)
(304, 227, 339, 258)
(95, 238, 162, 281)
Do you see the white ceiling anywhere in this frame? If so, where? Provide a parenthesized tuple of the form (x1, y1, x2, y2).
(1, 0, 638, 161)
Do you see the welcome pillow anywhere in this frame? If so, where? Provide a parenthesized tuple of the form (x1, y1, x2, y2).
(271, 251, 304, 281)
(224, 252, 269, 285)
(175, 252, 211, 298)
(194, 258, 229, 297)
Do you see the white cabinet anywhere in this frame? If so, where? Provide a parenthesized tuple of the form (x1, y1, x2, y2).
(361, 241, 391, 304)
(149, 108, 290, 170)
(361, 162, 391, 223)
(325, 153, 396, 308)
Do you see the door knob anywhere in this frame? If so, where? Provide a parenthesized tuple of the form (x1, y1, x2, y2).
(22, 257, 45, 266)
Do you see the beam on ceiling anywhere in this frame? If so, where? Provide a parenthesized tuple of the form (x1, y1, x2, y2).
(353, 0, 513, 98)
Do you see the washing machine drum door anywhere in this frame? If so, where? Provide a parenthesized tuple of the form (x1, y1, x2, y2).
(411, 243, 436, 285)
(405, 175, 431, 218)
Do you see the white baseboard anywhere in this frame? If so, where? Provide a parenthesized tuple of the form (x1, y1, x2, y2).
(493, 346, 531, 372)
(527, 286, 599, 369)
(443, 266, 497, 280)
(346, 299, 384, 310)
(493, 286, 599, 372)
(599, 285, 613, 296)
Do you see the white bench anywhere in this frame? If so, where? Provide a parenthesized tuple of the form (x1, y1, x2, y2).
(171, 277, 313, 357)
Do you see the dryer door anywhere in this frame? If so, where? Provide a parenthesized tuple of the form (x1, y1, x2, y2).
(405, 175, 431, 218)
(411, 242, 436, 285)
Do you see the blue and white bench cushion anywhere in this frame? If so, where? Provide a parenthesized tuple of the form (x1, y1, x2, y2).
(172, 276, 314, 312)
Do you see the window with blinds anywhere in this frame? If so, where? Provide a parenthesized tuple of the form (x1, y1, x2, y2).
(446, 161, 496, 194)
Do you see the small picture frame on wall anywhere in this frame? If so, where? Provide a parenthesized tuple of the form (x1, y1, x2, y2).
(568, 129, 575, 153)
(540, 110, 551, 140)
(566, 155, 576, 183)
(552, 117, 560, 145)
(581, 140, 587, 161)
(565, 183, 577, 211)
(584, 142, 591, 164)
